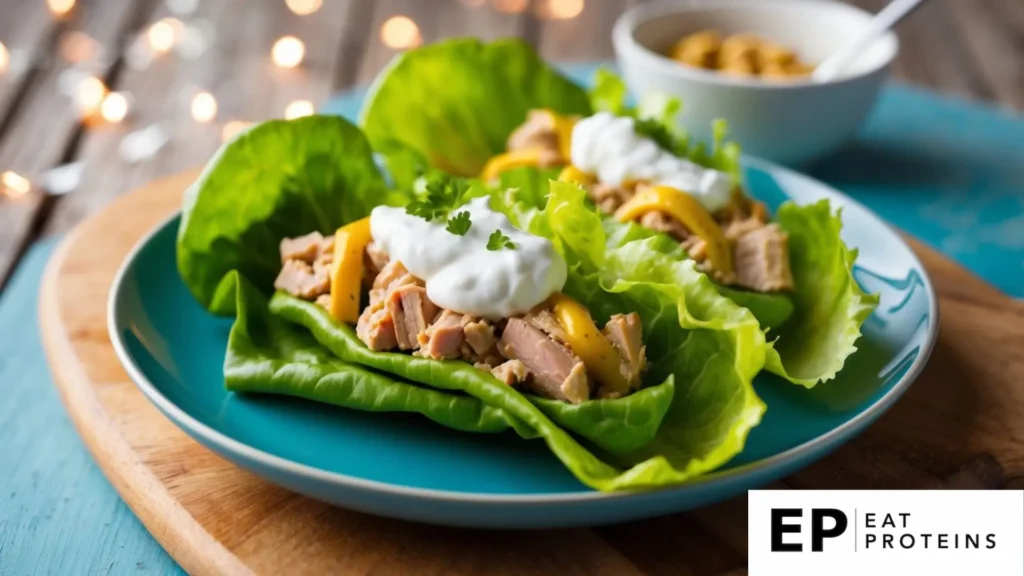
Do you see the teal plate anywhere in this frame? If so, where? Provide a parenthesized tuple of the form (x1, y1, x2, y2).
(109, 157, 936, 528)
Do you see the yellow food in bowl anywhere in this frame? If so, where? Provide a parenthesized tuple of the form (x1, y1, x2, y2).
(669, 30, 812, 80)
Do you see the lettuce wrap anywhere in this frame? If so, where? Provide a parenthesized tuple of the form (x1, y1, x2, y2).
(359, 38, 877, 386)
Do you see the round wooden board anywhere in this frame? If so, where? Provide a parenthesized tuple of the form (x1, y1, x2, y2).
(40, 171, 1024, 575)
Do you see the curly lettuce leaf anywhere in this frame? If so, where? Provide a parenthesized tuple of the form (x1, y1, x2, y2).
(215, 271, 527, 435)
(360, 38, 592, 177)
(765, 201, 880, 387)
(177, 115, 389, 310)
(504, 180, 767, 481)
(269, 294, 675, 456)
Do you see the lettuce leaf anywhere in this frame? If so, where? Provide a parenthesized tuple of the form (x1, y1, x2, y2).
(269, 294, 676, 455)
(178, 115, 388, 310)
(360, 38, 592, 177)
(764, 201, 880, 386)
(216, 271, 529, 435)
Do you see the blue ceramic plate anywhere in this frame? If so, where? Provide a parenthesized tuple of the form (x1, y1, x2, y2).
(108, 157, 937, 528)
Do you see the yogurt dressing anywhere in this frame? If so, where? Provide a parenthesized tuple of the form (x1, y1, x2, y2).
(570, 111, 733, 212)
(369, 197, 567, 320)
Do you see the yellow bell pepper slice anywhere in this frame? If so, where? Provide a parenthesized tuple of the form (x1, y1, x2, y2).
(329, 217, 372, 324)
(549, 293, 629, 397)
(539, 109, 577, 162)
(615, 185, 733, 276)
(557, 165, 595, 186)
(480, 148, 545, 182)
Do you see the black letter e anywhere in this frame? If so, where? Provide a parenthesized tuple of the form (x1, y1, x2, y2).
(771, 508, 803, 552)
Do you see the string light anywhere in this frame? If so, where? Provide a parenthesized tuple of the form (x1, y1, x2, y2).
(74, 76, 107, 116)
(380, 16, 422, 50)
(271, 35, 305, 68)
(222, 120, 252, 142)
(1, 171, 31, 199)
(491, 0, 528, 13)
(284, 100, 314, 119)
(47, 0, 75, 17)
(0, 42, 8, 74)
(190, 91, 218, 123)
(100, 92, 130, 123)
(148, 18, 183, 53)
(535, 0, 585, 20)
(286, 0, 322, 16)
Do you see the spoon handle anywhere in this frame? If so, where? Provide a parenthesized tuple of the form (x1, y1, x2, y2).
(812, 0, 929, 82)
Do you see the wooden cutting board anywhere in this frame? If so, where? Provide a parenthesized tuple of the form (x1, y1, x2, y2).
(39, 170, 1024, 576)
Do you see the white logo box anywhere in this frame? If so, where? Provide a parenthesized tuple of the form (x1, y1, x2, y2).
(749, 490, 1024, 576)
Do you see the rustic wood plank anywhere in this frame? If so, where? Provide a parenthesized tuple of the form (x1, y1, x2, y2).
(0, 0, 149, 289)
(43, 0, 357, 235)
(0, 1, 54, 119)
(945, 0, 1024, 109)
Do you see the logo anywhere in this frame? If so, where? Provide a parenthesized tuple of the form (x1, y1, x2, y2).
(749, 490, 1024, 576)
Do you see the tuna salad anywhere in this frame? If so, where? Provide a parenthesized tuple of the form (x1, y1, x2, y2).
(273, 193, 647, 404)
(481, 109, 794, 293)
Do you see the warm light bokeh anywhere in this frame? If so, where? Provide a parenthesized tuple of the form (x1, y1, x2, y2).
(272, 35, 305, 68)
(148, 18, 183, 53)
(491, 0, 528, 14)
(100, 92, 130, 123)
(380, 16, 422, 50)
(190, 91, 218, 123)
(222, 120, 253, 142)
(536, 0, 585, 20)
(74, 76, 107, 115)
(58, 31, 99, 64)
(47, 0, 75, 17)
(0, 43, 8, 74)
(460, 0, 486, 6)
(284, 100, 315, 119)
(286, 0, 323, 16)
(1, 171, 31, 199)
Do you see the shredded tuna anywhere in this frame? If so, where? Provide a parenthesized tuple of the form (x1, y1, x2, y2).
(279, 232, 323, 263)
(463, 318, 497, 356)
(560, 362, 590, 404)
(419, 310, 466, 359)
(733, 224, 794, 292)
(723, 216, 765, 242)
(274, 259, 330, 299)
(385, 284, 438, 351)
(639, 210, 690, 242)
(364, 241, 390, 283)
(491, 359, 529, 386)
(587, 182, 635, 214)
(498, 317, 590, 404)
(508, 110, 559, 152)
(602, 313, 646, 392)
(523, 308, 567, 345)
(356, 306, 398, 351)
(315, 294, 331, 310)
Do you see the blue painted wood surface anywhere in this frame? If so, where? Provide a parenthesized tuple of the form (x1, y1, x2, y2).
(0, 240, 183, 575)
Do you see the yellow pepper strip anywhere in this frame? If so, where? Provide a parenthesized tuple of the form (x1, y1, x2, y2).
(557, 165, 595, 186)
(615, 185, 734, 276)
(480, 148, 545, 182)
(540, 109, 577, 162)
(329, 217, 372, 324)
(549, 293, 629, 397)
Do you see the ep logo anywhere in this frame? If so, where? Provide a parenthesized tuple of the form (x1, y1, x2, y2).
(771, 508, 849, 552)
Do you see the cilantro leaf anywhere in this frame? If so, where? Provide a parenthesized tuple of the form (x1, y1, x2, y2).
(446, 211, 472, 236)
(486, 229, 516, 251)
(406, 173, 473, 223)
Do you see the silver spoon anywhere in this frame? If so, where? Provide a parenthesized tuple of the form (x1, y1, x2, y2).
(812, 0, 930, 82)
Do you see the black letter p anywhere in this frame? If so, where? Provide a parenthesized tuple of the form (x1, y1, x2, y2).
(811, 509, 848, 552)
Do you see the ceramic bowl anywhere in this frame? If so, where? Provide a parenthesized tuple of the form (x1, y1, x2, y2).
(613, 0, 899, 166)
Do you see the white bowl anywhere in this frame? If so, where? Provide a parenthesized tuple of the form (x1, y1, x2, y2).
(612, 0, 899, 166)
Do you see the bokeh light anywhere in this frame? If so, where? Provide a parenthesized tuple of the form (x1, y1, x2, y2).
(284, 99, 314, 119)
(491, 0, 528, 14)
(0, 43, 8, 74)
(380, 16, 422, 50)
(272, 35, 305, 68)
(222, 120, 253, 142)
(460, 0, 486, 6)
(1, 171, 31, 199)
(148, 18, 183, 53)
(286, 0, 323, 16)
(190, 91, 218, 123)
(74, 76, 107, 115)
(535, 0, 585, 20)
(100, 92, 130, 123)
(58, 31, 99, 64)
(47, 0, 75, 17)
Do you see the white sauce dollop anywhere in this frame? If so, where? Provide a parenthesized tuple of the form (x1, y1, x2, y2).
(369, 197, 567, 320)
(570, 111, 733, 212)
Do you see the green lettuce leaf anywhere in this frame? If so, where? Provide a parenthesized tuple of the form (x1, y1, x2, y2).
(360, 38, 591, 177)
(178, 115, 389, 310)
(269, 294, 676, 455)
(216, 270, 528, 435)
(764, 201, 880, 386)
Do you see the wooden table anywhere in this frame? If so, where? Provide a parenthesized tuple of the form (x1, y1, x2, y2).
(2, 0, 1022, 574)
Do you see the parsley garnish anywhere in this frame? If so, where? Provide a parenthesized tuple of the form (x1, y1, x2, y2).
(486, 229, 516, 251)
(445, 211, 472, 236)
(633, 118, 676, 152)
(405, 173, 473, 225)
